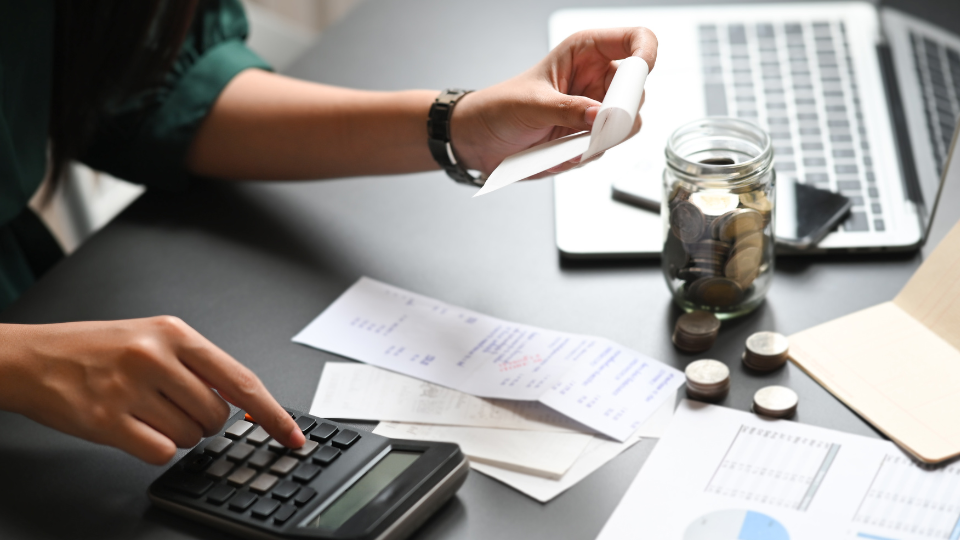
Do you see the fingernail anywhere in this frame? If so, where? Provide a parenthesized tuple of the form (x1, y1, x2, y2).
(585, 106, 600, 126)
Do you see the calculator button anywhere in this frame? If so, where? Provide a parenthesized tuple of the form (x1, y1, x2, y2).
(246, 426, 271, 445)
(270, 456, 299, 475)
(226, 442, 255, 462)
(249, 473, 279, 494)
(273, 504, 297, 524)
(224, 420, 253, 439)
(309, 423, 339, 442)
(163, 472, 213, 498)
(292, 463, 321, 483)
(206, 459, 235, 480)
(207, 485, 236, 505)
(204, 436, 233, 456)
(228, 492, 258, 512)
(247, 449, 277, 469)
(250, 498, 281, 519)
(227, 467, 257, 487)
(293, 487, 317, 506)
(267, 439, 286, 453)
(313, 446, 341, 465)
(183, 453, 213, 472)
(291, 440, 319, 458)
(331, 430, 360, 448)
(271, 480, 300, 501)
(295, 416, 317, 434)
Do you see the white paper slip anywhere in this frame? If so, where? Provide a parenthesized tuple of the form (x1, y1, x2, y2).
(372, 422, 592, 480)
(311, 363, 585, 432)
(294, 277, 683, 441)
(473, 430, 644, 503)
(598, 400, 960, 540)
(474, 56, 649, 197)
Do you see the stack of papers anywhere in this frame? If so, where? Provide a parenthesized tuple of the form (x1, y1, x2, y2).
(311, 363, 675, 502)
(294, 277, 684, 442)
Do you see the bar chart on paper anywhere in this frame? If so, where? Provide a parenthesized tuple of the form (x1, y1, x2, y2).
(853, 455, 960, 540)
(705, 425, 840, 511)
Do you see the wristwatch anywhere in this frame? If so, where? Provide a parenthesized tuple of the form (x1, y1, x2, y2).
(427, 89, 486, 186)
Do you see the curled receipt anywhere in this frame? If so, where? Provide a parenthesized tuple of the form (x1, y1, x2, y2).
(474, 56, 649, 197)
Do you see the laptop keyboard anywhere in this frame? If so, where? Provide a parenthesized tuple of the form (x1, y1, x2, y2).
(699, 21, 881, 233)
(910, 33, 960, 177)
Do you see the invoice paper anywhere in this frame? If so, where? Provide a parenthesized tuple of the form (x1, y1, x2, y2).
(371, 422, 592, 479)
(294, 277, 683, 441)
(598, 400, 960, 540)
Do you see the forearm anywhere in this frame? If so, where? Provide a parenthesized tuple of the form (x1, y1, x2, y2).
(186, 69, 440, 180)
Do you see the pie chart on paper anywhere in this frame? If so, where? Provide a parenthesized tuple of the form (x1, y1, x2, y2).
(684, 510, 790, 540)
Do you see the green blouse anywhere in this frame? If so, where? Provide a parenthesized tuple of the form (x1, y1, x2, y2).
(0, 0, 270, 311)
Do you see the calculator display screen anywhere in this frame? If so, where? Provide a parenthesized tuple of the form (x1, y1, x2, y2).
(303, 451, 421, 530)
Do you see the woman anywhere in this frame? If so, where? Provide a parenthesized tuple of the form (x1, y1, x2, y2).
(0, 0, 656, 465)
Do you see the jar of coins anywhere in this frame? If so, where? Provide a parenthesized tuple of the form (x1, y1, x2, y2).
(662, 118, 775, 319)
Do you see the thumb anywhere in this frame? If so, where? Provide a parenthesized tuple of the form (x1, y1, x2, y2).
(537, 92, 601, 133)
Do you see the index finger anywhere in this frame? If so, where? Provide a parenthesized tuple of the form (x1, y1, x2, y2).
(569, 27, 659, 72)
(172, 327, 305, 449)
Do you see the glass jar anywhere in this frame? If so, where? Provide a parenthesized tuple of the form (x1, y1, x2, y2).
(661, 118, 775, 319)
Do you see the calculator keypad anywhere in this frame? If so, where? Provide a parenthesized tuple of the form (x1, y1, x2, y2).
(157, 409, 366, 531)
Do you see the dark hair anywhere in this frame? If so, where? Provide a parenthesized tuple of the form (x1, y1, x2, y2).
(47, 0, 199, 195)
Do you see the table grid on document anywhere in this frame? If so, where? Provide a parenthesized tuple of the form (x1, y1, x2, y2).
(705, 425, 839, 510)
(853, 455, 960, 539)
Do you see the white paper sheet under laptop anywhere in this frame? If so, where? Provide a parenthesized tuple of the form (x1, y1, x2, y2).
(293, 277, 684, 441)
(551, 3, 960, 258)
(598, 401, 960, 540)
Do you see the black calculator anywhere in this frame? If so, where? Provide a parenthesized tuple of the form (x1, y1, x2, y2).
(149, 408, 468, 540)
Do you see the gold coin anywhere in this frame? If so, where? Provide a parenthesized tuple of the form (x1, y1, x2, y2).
(725, 247, 762, 283)
(690, 191, 741, 217)
(718, 209, 764, 242)
(739, 190, 772, 214)
(732, 231, 764, 253)
(695, 277, 744, 308)
(671, 201, 706, 242)
(685, 239, 731, 257)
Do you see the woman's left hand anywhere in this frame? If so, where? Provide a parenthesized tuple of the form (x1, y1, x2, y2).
(450, 27, 657, 178)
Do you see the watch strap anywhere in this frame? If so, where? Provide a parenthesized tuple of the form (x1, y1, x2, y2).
(427, 89, 486, 186)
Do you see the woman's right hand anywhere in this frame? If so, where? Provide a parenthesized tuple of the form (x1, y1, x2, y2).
(0, 316, 304, 465)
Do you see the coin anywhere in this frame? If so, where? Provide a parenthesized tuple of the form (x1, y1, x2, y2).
(731, 231, 764, 253)
(671, 201, 706, 242)
(739, 190, 772, 214)
(685, 359, 730, 402)
(753, 385, 798, 419)
(725, 247, 762, 284)
(673, 311, 720, 353)
(690, 191, 741, 216)
(694, 277, 744, 308)
(685, 239, 731, 257)
(716, 209, 764, 242)
(676, 311, 721, 335)
(742, 331, 790, 371)
(663, 232, 690, 279)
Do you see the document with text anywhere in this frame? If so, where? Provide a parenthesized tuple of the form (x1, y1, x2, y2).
(294, 277, 683, 441)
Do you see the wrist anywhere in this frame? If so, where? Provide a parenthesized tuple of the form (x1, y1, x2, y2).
(0, 324, 38, 415)
(448, 91, 485, 172)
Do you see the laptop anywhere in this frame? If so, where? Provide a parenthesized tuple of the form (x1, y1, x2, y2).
(551, 2, 960, 258)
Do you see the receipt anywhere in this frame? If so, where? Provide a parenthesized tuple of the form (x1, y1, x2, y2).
(294, 277, 683, 441)
(474, 56, 649, 197)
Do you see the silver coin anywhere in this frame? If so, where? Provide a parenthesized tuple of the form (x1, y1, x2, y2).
(746, 331, 789, 358)
(753, 386, 798, 418)
(685, 359, 730, 386)
(671, 201, 706, 243)
(690, 191, 741, 217)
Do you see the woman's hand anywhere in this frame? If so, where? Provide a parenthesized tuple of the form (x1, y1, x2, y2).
(0, 317, 304, 465)
(451, 27, 657, 177)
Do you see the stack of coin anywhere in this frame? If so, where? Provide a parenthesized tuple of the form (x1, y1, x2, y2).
(742, 331, 790, 371)
(684, 359, 730, 402)
(672, 311, 721, 353)
(665, 184, 772, 310)
(752, 385, 798, 419)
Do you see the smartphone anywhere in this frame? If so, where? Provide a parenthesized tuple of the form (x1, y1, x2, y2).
(611, 176, 852, 250)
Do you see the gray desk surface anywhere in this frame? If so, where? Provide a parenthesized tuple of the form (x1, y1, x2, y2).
(2, 1, 958, 538)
